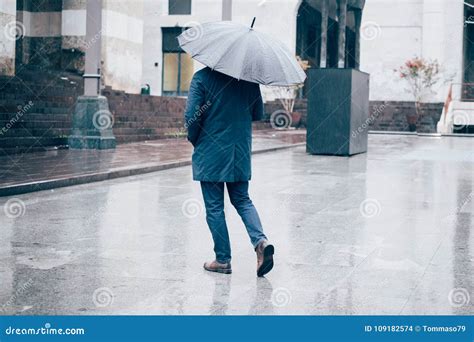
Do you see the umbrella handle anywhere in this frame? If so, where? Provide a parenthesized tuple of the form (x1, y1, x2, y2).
(251, 17, 256, 29)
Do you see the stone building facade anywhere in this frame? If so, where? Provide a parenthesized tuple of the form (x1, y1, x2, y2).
(0, 0, 473, 148)
(2, 0, 470, 101)
(0, 0, 16, 75)
(1, 0, 145, 93)
(136, 0, 469, 105)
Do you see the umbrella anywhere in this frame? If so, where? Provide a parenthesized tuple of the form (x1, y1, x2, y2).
(177, 19, 306, 86)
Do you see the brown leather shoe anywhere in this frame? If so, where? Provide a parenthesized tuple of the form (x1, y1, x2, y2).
(203, 260, 232, 274)
(256, 240, 274, 277)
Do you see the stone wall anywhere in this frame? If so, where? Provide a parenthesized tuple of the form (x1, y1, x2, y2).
(103, 87, 186, 144)
(0, 72, 188, 153)
(0, 70, 271, 154)
(368, 101, 443, 133)
(104, 87, 272, 143)
(0, 69, 81, 154)
(264, 99, 443, 133)
(0, 68, 445, 155)
(264, 99, 308, 128)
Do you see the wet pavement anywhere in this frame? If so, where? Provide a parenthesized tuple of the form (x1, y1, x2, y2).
(0, 134, 473, 315)
(0, 130, 305, 196)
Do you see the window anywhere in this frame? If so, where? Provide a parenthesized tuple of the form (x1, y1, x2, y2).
(168, 0, 191, 15)
(162, 27, 194, 96)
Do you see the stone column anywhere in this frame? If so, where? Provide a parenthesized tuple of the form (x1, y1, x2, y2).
(0, 0, 16, 75)
(69, 0, 116, 150)
(353, 8, 362, 70)
(320, 0, 329, 68)
(222, 0, 232, 21)
(337, 0, 347, 68)
(83, 0, 102, 96)
(141, 0, 162, 96)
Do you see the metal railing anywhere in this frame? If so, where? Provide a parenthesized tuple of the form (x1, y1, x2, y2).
(450, 83, 474, 102)
(441, 83, 474, 126)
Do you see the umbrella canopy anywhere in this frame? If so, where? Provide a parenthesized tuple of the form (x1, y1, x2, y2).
(178, 20, 306, 86)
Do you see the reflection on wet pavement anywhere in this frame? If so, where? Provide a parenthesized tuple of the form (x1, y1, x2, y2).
(0, 134, 472, 315)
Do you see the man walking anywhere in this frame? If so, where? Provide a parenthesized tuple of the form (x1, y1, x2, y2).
(184, 67, 274, 277)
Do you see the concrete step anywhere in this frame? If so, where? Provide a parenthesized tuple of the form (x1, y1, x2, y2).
(0, 99, 75, 114)
(114, 122, 183, 129)
(0, 84, 80, 97)
(113, 113, 183, 120)
(115, 135, 162, 143)
(112, 126, 182, 135)
(0, 114, 71, 122)
(0, 120, 71, 130)
(0, 136, 68, 149)
(0, 127, 69, 138)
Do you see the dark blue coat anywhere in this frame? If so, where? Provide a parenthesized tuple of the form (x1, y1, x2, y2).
(184, 67, 263, 182)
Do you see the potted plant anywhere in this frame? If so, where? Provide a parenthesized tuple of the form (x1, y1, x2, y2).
(394, 57, 441, 132)
(270, 56, 309, 129)
(273, 85, 302, 128)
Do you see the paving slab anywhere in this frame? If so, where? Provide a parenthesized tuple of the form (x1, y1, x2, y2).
(0, 130, 305, 196)
(0, 134, 472, 315)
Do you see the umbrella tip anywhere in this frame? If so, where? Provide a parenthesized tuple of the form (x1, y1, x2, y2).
(251, 17, 256, 29)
